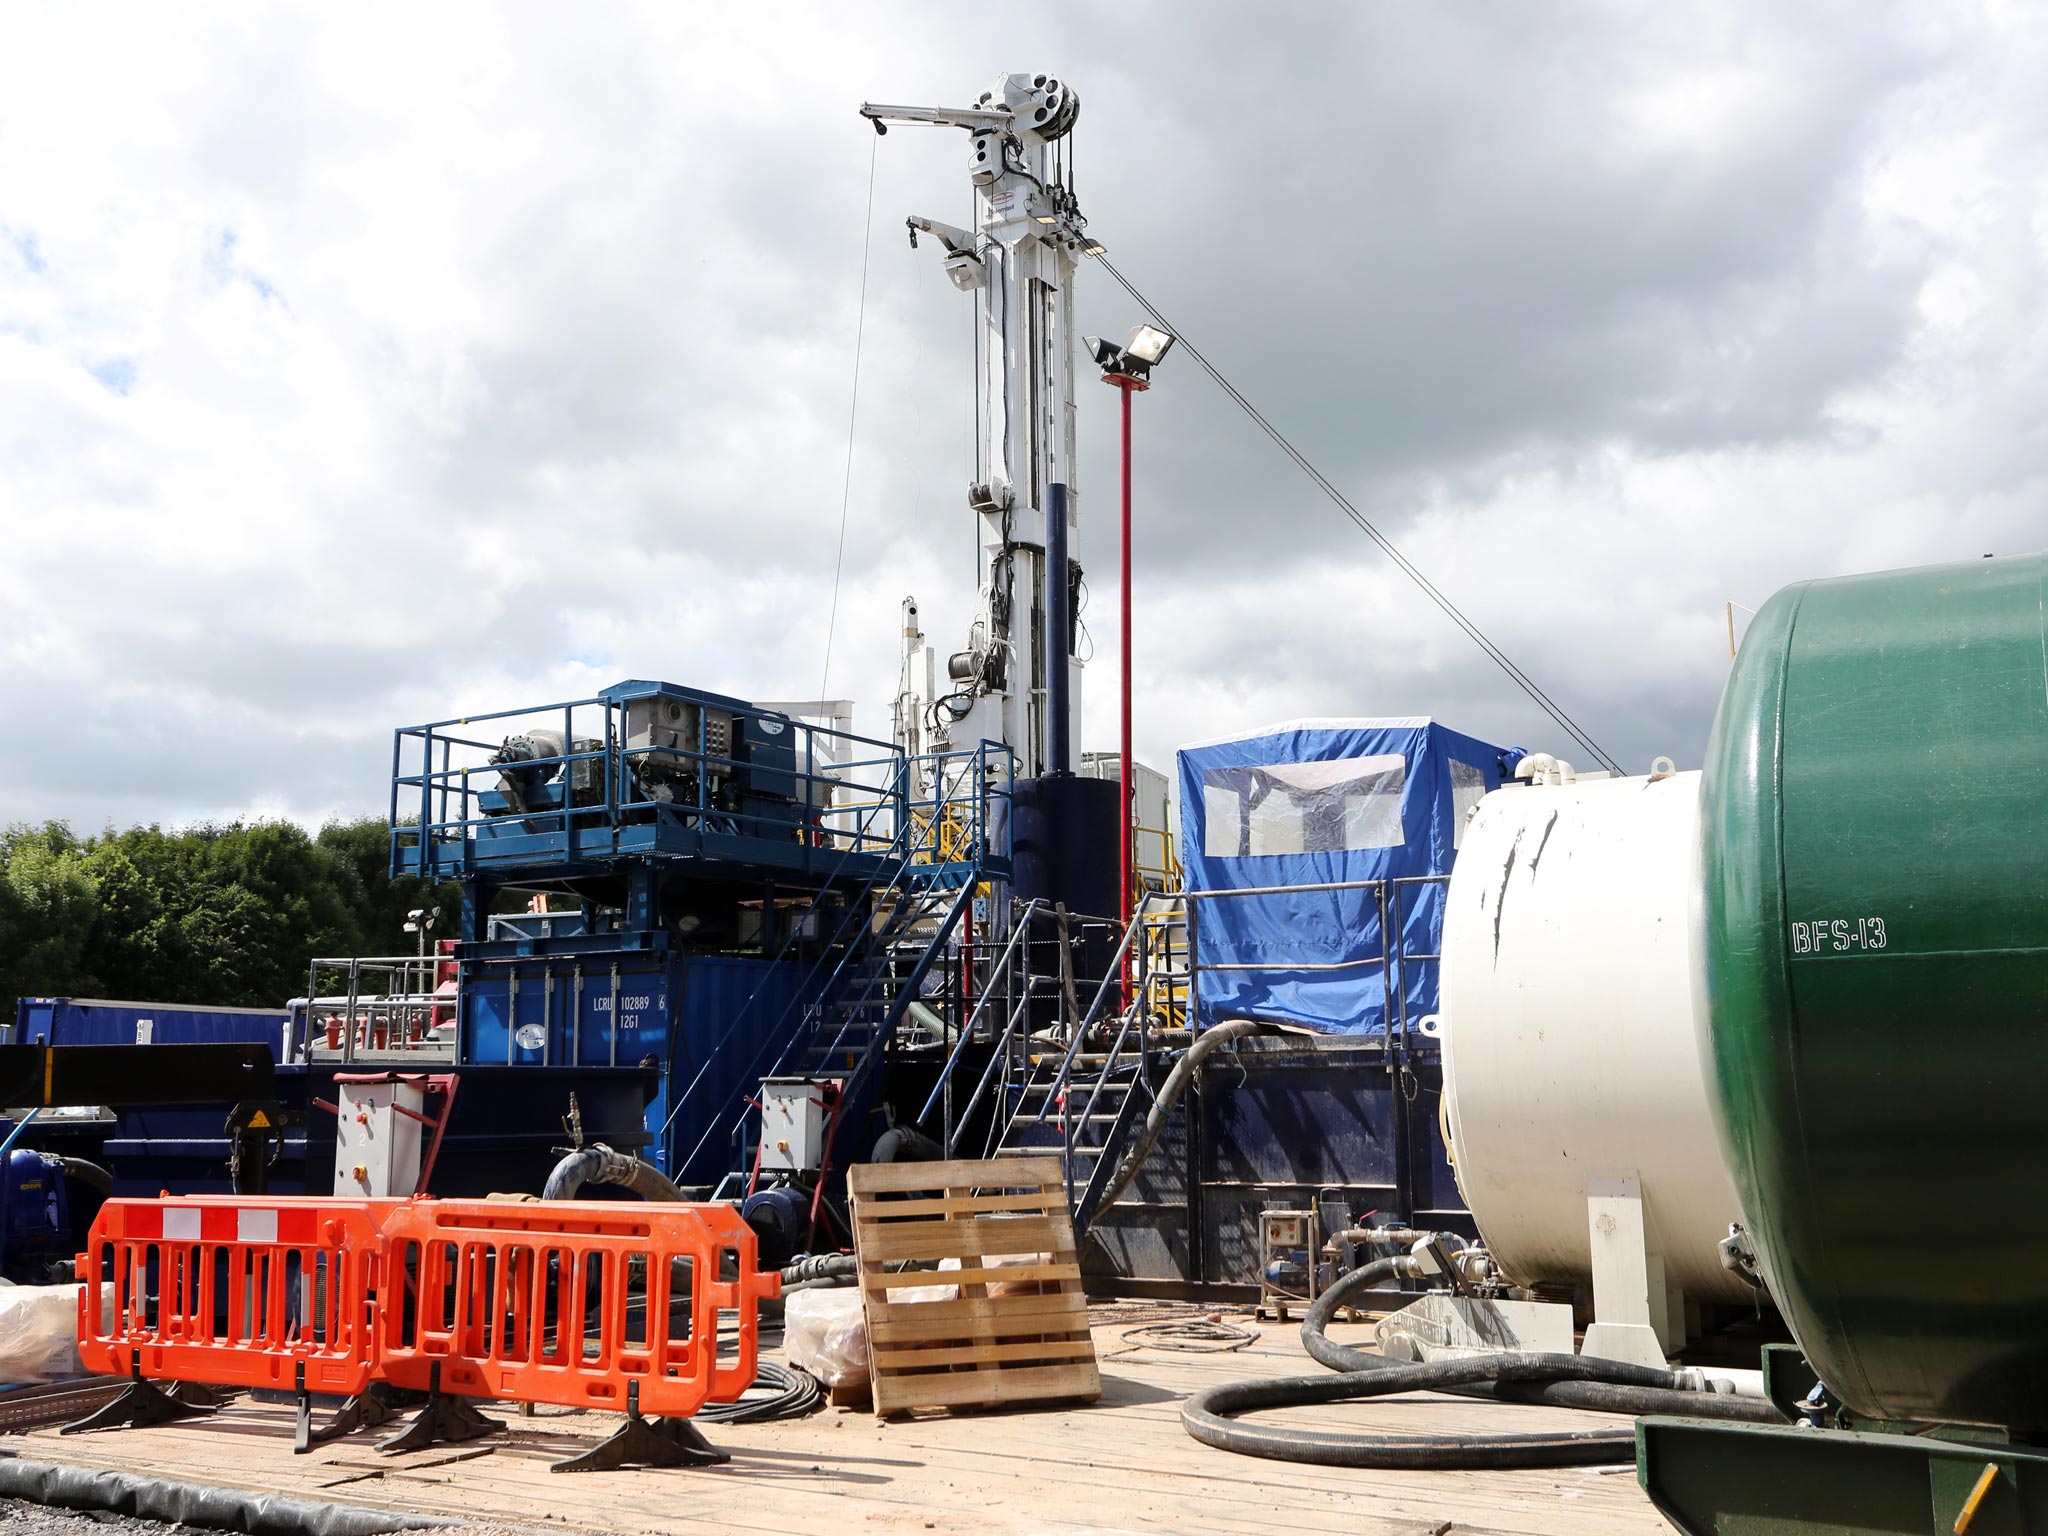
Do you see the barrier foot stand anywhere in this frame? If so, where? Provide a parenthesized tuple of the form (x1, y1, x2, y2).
(168, 1383, 235, 1409)
(550, 1384, 730, 1474)
(379, 1364, 503, 1455)
(61, 1356, 217, 1435)
(299, 1389, 398, 1454)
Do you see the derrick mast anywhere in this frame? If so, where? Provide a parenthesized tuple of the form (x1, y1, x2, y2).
(862, 72, 1096, 779)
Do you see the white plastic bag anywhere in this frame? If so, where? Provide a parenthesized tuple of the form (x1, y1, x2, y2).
(783, 1285, 870, 1390)
(0, 1281, 100, 1385)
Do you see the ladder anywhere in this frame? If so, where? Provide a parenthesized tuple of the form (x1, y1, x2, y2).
(995, 1024, 1156, 1237)
(776, 866, 975, 1105)
(704, 797, 984, 1198)
(969, 894, 1190, 1238)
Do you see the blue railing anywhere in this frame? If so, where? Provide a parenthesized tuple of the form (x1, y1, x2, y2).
(689, 763, 1002, 1174)
(388, 683, 1014, 885)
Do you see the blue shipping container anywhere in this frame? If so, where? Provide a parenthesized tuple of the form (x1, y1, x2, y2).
(13, 997, 290, 1054)
(459, 953, 823, 1185)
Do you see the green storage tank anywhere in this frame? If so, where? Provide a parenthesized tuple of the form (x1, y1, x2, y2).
(1698, 552, 2048, 1430)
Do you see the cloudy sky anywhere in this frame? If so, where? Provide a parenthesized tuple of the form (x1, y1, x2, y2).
(2, 2, 2043, 831)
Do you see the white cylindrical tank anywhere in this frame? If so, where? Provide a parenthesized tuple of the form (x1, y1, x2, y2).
(1438, 769, 1750, 1304)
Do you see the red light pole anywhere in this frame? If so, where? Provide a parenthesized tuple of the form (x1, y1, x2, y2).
(1111, 371, 1142, 1004)
(1087, 324, 1174, 1010)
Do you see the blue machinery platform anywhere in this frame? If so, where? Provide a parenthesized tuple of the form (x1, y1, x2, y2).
(383, 678, 1011, 1189)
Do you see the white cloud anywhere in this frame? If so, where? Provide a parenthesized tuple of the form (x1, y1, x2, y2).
(0, 2, 2043, 831)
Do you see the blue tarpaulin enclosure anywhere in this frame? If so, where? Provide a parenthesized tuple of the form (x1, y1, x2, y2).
(1177, 719, 1523, 1034)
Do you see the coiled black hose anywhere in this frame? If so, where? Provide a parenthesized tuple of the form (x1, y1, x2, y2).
(697, 1361, 824, 1423)
(1182, 1253, 1784, 1469)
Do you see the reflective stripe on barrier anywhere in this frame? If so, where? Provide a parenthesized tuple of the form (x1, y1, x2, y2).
(77, 1197, 398, 1395)
(374, 1201, 737, 1417)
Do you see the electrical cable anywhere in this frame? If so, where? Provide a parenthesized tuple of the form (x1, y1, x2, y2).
(1180, 1254, 1784, 1469)
(1090, 256, 1624, 777)
(696, 1361, 825, 1424)
(818, 131, 880, 702)
(1121, 1319, 1259, 1353)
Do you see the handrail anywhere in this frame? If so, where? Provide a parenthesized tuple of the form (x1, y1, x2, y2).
(1176, 873, 1451, 1058)
(1033, 895, 1154, 1125)
(943, 980, 1050, 1157)
(832, 880, 975, 1114)
(917, 898, 1045, 1126)
(674, 742, 1010, 1180)
(661, 787, 922, 1161)
(788, 861, 937, 1068)
(395, 728, 1012, 879)
(1070, 992, 1146, 1140)
(675, 833, 925, 1176)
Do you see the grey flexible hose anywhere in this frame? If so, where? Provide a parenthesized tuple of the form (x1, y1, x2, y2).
(1182, 1250, 1784, 1468)
(540, 1144, 687, 1202)
(1085, 1020, 1263, 1225)
(0, 1455, 450, 1535)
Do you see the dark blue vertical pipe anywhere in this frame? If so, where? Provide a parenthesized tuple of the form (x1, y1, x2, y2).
(1045, 481, 1071, 776)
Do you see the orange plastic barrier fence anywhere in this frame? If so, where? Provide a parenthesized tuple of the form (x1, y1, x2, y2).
(689, 1199, 782, 1404)
(374, 1200, 738, 1417)
(74, 1194, 783, 1431)
(77, 1196, 400, 1396)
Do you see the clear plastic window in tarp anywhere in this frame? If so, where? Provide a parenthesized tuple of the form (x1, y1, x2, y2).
(1200, 754, 1407, 857)
(1178, 720, 1523, 1035)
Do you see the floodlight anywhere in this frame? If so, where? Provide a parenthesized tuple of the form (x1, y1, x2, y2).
(1124, 325, 1175, 365)
(1085, 335, 1122, 371)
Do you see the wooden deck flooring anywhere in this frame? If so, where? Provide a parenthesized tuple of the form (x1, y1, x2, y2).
(11, 1305, 1674, 1536)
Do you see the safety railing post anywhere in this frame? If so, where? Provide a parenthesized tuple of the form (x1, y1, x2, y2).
(1375, 880, 1394, 1069)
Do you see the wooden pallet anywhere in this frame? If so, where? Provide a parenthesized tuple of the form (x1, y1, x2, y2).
(848, 1155, 1101, 1417)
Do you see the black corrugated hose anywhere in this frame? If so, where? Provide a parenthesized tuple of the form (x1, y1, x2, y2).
(697, 1361, 825, 1423)
(778, 1253, 859, 1286)
(1181, 1255, 1786, 1469)
(540, 1144, 688, 1203)
(0, 1454, 448, 1534)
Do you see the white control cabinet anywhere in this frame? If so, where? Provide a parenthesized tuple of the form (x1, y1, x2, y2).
(758, 1078, 826, 1172)
(333, 1077, 425, 1197)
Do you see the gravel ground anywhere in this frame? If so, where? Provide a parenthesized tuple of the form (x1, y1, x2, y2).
(0, 1497, 552, 1536)
(0, 1496, 199, 1535)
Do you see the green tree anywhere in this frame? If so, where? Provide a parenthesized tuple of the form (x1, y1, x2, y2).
(0, 814, 461, 1019)
(77, 827, 205, 1003)
(0, 822, 100, 1006)
(314, 818, 459, 958)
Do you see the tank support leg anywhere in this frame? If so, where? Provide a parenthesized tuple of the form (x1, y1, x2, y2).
(1581, 1172, 1674, 1368)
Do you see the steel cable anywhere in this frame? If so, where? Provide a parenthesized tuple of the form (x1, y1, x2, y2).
(1092, 255, 1623, 777)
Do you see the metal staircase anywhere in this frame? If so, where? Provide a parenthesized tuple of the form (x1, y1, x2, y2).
(927, 893, 1191, 1239)
(678, 758, 1000, 1196)
(997, 1026, 1156, 1232)
(777, 863, 975, 1106)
